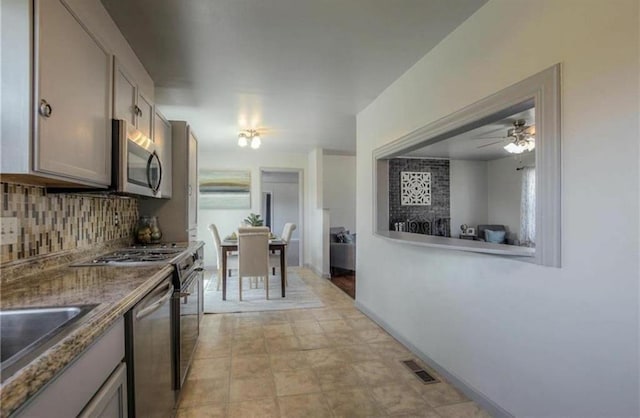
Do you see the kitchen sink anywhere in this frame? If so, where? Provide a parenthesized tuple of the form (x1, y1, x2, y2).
(1, 305, 97, 380)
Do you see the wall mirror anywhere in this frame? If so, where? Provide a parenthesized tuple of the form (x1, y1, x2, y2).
(373, 65, 560, 267)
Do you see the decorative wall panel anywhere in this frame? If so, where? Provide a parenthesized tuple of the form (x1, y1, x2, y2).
(401, 172, 431, 206)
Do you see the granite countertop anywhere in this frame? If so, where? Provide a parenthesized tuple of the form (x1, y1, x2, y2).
(0, 257, 175, 416)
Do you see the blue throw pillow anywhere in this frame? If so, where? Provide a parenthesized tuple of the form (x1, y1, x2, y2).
(484, 229, 506, 244)
(343, 233, 355, 244)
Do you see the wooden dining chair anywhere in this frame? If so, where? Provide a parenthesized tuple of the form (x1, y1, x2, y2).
(269, 223, 296, 285)
(208, 224, 238, 291)
(237, 227, 270, 300)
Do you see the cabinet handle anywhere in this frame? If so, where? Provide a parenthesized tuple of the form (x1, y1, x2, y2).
(39, 100, 52, 118)
(188, 185, 192, 196)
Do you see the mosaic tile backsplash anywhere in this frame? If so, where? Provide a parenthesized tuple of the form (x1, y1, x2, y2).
(1, 182, 138, 264)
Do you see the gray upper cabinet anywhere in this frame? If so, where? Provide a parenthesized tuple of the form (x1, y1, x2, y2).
(154, 109, 172, 198)
(1, 0, 112, 187)
(113, 60, 154, 139)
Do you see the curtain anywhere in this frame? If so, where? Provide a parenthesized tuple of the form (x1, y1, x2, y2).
(519, 167, 536, 246)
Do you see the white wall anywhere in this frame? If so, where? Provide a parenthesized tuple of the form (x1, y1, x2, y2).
(65, 0, 154, 97)
(323, 154, 357, 232)
(197, 149, 307, 268)
(262, 172, 300, 265)
(305, 149, 330, 277)
(450, 159, 488, 235)
(487, 154, 534, 236)
(356, 1, 639, 416)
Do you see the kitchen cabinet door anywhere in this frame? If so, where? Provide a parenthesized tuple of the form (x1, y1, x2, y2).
(78, 363, 127, 418)
(137, 91, 154, 139)
(188, 130, 198, 238)
(113, 63, 136, 126)
(154, 109, 172, 198)
(34, 0, 112, 185)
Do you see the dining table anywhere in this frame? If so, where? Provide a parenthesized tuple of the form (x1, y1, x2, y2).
(220, 238, 287, 301)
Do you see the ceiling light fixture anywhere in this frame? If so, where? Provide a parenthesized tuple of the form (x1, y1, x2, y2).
(503, 119, 535, 154)
(238, 130, 261, 149)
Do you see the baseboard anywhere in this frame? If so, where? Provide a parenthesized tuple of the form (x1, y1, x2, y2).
(355, 301, 514, 418)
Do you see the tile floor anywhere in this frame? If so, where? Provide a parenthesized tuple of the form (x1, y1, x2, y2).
(175, 268, 492, 418)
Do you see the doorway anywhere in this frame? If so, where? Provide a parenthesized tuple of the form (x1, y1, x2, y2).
(260, 169, 302, 266)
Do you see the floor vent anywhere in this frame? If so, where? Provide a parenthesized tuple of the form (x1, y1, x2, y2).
(402, 360, 438, 384)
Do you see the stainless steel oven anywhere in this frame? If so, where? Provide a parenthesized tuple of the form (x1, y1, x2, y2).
(173, 248, 204, 389)
(112, 119, 164, 198)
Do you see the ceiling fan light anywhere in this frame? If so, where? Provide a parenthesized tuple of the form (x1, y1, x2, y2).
(504, 142, 525, 154)
(250, 135, 261, 149)
(238, 134, 248, 147)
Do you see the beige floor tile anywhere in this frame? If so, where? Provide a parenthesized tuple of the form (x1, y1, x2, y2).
(228, 397, 280, 418)
(278, 393, 333, 418)
(324, 331, 364, 346)
(286, 310, 316, 321)
(334, 344, 382, 363)
(265, 336, 300, 352)
(313, 364, 362, 390)
(233, 337, 267, 355)
(179, 377, 229, 408)
(270, 352, 310, 372)
(311, 308, 343, 321)
(263, 323, 294, 338)
(231, 354, 271, 379)
(194, 340, 232, 359)
(334, 308, 367, 319)
(324, 388, 385, 418)
(233, 326, 264, 340)
(230, 376, 276, 402)
(305, 348, 347, 368)
(188, 357, 231, 381)
(175, 403, 227, 418)
(352, 360, 400, 386)
(318, 319, 352, 333)
(371, 383, 431, 415)
(357, 328, 396, 344)
(261, 311, 289, 324)
(435, 401, 493, 418)
(298, 333, 332, 349)
(412, 382, 468, 408)
(292, 320, 324, 335)
(346, 317, 382, 330)
(370, 341, 414, 360)
(274, 369, 322, 396)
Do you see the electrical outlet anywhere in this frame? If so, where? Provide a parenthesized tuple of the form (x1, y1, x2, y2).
(1, 217, 18, 245)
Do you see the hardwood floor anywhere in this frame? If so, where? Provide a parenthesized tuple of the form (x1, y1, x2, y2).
(329, 270, 355, 299)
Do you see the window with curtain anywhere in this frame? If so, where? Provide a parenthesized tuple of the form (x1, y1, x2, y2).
(519, 167, 536, 246)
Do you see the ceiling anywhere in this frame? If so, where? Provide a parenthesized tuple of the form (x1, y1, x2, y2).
(101, 0, 487, 153)
(405, 107, 536, 161)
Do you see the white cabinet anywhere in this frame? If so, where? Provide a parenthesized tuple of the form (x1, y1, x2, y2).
(154, 109, 173, 198)
(16, 318, 125, 417)
(1, 0, 112, 187)
(113, 60, 154, 139)
(139, 121, 198, 241)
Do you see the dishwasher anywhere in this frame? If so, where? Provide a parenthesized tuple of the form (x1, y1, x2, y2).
(125, 275, 175, 418)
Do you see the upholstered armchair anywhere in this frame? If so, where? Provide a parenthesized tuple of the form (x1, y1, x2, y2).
(329, 227, 356, 273)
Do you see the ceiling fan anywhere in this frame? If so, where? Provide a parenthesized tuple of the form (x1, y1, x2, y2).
(475, 119, 536, 154)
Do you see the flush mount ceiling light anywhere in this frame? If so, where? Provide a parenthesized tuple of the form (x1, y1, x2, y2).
(238, 130, 261, 149)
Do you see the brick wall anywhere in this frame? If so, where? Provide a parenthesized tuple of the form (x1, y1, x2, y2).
(388, 158, 450, 235)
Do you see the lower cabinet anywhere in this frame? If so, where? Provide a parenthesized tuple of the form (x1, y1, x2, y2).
(79, 362, 127, 418)
(15, 318, 126, 417)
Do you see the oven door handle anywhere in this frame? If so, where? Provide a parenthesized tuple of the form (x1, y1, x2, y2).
(136, 283, 174, 320)
(178, 269, 201, 298)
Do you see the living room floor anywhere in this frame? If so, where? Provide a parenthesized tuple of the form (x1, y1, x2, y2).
(175, 268, 491, 417)
(329, 270, 356, 299)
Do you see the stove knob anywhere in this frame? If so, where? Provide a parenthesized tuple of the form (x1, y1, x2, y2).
(171, 243, 177, 248)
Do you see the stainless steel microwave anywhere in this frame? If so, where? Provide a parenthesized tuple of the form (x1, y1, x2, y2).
(112, 119, 164, 198)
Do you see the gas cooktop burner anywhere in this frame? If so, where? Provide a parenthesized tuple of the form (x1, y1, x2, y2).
(72, 248, 186, 266)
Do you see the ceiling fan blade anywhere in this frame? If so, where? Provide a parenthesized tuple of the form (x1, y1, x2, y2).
(472, 135, 507, 140)
(476, 140, 505, 149)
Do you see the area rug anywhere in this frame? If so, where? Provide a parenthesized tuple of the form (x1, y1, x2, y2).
(204, 268, 324, 313)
